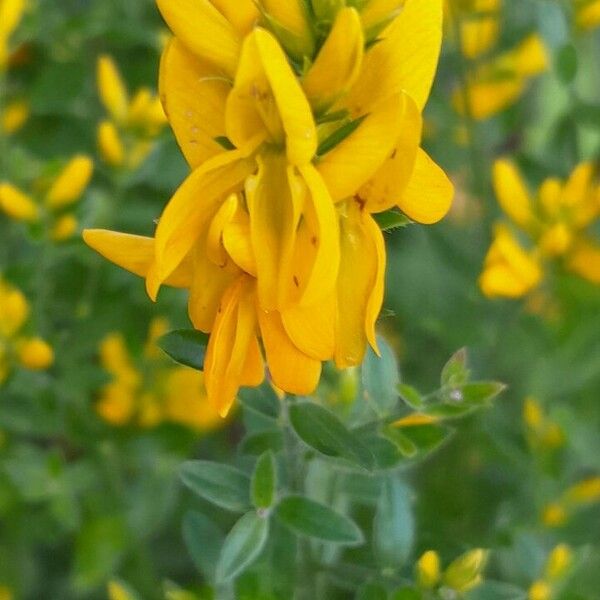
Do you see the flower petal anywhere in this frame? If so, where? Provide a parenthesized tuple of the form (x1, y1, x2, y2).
(302, 8, 364, 113)
(204, 276, 257, 417)
(567, 239, 600, 284)
(46, 155, 94, 208)
(492, 159, 534, 229)
(364, 212, 386, 353)
(397, 149, 453, 224)
(317, 93, 405, 202)
(240, 335, 265, 386)
(149, 150, 255, 299)
(0, 182, 38, 222)
(159, 38, 230, 168)
(258, 308, 321, 395)
(345, 0, 443, 114)
(357, 93, 422, 213)
(156, 0, 241, 76)
(97, 55, 129, 122)
(223, 208, 257, 276)
(211, 0, 259, 35)
(82, 229, 193, 288)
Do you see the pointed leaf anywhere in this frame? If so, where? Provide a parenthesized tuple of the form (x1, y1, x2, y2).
(362, 335, 400, 417)
(158, 329, 209, 371)
(251, 451, 277, 509)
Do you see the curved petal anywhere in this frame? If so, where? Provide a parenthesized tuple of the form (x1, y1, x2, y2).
(46, 155, 94, 208)
(223, 208, 257, 276)
(492, 159, 534, 229)
(282, 294, 335, 361)
(204, 276, 257, 417)
(211, 0, 259, 35)
(82, 229, 192, 288)
(207, 194, 239, 267)
(240, 335, 265, 386)
(159, 38, 230, 168)
(396, 149, 453, 224)
(97, 55, 129, 122)
(246, 153, 302, 310)
(364, 212, 386, 353)
(302, 8, 364, 113)
(345, 0, 443, 115)
(334, 200, 381, 368)
(567, 239, 600, 284)
(148, 150, 255, 299)
(357, 93, 422, 213)
(156, 0, 241, 76)
(258, 308, 321, 395)
(317, 94, 405, 202)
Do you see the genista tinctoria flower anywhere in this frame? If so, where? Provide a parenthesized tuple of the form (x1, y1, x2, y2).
(97, 318, 223, 431)
(575, 0, 600, 30)
(97, 55, 167, 170)
(0, 278, 53, 384)
(84, 0, 454, 416)
(480, 160, 600, 298)
(0, 155, 93, 241)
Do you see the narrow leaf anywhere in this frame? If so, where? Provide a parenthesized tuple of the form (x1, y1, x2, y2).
(251, 451, 276, 510)
(158, 329, 209, 371)
(182, 511, 224, 582)
(215, 512, 270, 583)
(362, 336, 400, 416)
(275, 495, 364, 545)
(179, 461, 250, 512)
(374, 210, 412, 231)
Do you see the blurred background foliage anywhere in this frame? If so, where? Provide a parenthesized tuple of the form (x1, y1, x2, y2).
(0, 0, 599, 599)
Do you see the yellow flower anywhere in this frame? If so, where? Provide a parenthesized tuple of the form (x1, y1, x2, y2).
(565, 476, 600, 504)
(85, 0, 453, 416)
(0, 0, 26, 71)
(446, 0, 501, 59)
(1, 98, 29, 134)
(545, 544, 573, 581)
(97, 319, 224, 430)
(482, 159, 600, 294)
(575, 0, 600, 30)
(542, 503, 568, 528)
(0, 279, 53, 383)
(455, 34, 548, 120)
(443, 549, 488, 592)
(416, 550, 441, 589)
(528, 580, 552, 600)
(96, 55, 167, 170)
(523, 397, 565, 451)
(0, 156, 93, 240)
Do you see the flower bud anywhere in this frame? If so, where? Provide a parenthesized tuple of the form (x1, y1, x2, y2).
(528, 580, 551, 600)
(46, 155, 94, 208)
(97, 55, 129, 122)
(0, 283, 29, 337)
(18, 337, 54, 370)
(545, 544, 573, 581)
(98, 121, 125, 167)
(443, 549, 488, 592)
(51, 214, 78, 241)
(416, 550, 441, 589)
(0, 182, 38, 222)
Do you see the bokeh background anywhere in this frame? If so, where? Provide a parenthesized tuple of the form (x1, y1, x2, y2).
(1, 0, 600, 598)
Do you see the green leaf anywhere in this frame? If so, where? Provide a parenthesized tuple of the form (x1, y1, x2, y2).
(441, 348, 470, 388)
(289, 401, 374, 470)
(373, 478, 414, 568)
(398, 384, 424, 409)
(157, 329, 209, 371)
(398, 423, 452, 457)
(381, 427, 418, 458)
(240, 430, 284, 455)
(251, 451, 277, 510)
(433, 382, 506, 418)
(239, 386, 281, 420)
(555, 44, 578, 85)
(374, 210, 412, 231)
(317, 115, 367, 156)
(179, 461, 250, 512)
(275, 495, 364, 545)
(357, 582, 388, 600)
(362, 336, 400, 417)
(182, 511, 224, 582)
(215, 512, 270, 583)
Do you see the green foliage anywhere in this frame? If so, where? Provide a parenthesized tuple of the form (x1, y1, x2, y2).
(157, 329, 209, 371)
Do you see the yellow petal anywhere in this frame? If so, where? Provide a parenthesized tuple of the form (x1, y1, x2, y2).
(360, 0, 404, 34)
(223, 207, 257, 276)
(258, 308, 321, 395)
(460, 10, 499, 59)
(357, 93, 422, 213)
(159, 38, 230, 168)
(0, 0, 26, 40)
(246, 152, 301, 310)
(364, 211, 386, 352)
(334, 200, 382, 368)
(211, 0, 259, 35)
(0, 280, 29, 338)
(156, 0, 241, 76)
(82, 229, 192, 288)
(18, 337, 54, 370)
(0, 182, 38, 222)
(567, 239, 600, 284)
(563, 161, 594, 213)
(345, 0, 443, 114)
(512, 34, 548, 77)
(576, 0, 600, 30)
(396, 149, 453, 224)
(51, 214, 78, 241)
(539, 178, 563, 219)
(282, 294, 335, 361)
(207, 194, 239, 267)
(302, 8, 364, 113)
(204, 276, 257, 417)
(46, 155, 94, 208)
(294, 163, 340, 305)
(149, 150, 255, 299)
(97, 55, 129, 122)
(455, 77, 526, 121)
(240, 335, 265, 387)
(97, 120, 125, 167)
(317, 94, 405, 201)
(492, 159, 534, 229)
(1, 99, 29, 134)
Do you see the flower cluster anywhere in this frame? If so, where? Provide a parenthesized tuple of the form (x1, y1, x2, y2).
(480, 160, 600, 298)
(96, 55, 167, 170)
(416, 548, 488, 593)
(542, 476, 600, 528)
(84, 0, 453, 417)
(528, 544, 573, 600)
(447, 0, 549, 120)
(0, 155, 93, 240)
(96, 318, 223, 431)
(0, 278, 53, 385)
